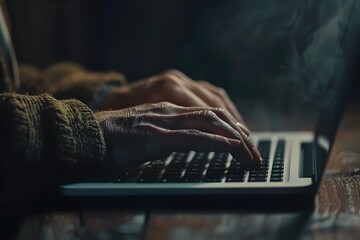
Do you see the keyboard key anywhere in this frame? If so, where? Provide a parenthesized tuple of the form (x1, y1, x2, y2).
(270, 177, 283, 182)
(248, 177, 267, 182)
(183, 177, 202, 183)
(136, 162, 164, 182)
(138, 177, 160, 183)
(272, 164, 284, 169)
(227, 168, 245, 174)
(191, 158, 209, 165)
(273, 159, 284, 164)
(203, 176, 223, 182)
(248, 173, 267, 178)
(226, 177, 245, 182)
(186, 166, 205, 172)
(161, 176, 183, 183)
(162, 170, 183, 178)
(205, 169, 225, 176)
(213, 152, 228, 159)
(172, 152, 189, 160)
(250, 168, 268, 174)
(114, 169, 141, 183)
(168, 161, 186, 170)
(229, 164, 244, 170)
(271, 173, 283, 178)
(138, 173, 160, 183)
(257, 141, 271, 159)
(271, 169, 284, 174)
(260, 163, 269, 167)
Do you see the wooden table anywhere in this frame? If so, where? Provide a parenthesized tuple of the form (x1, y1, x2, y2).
(14, 102, 360, 240)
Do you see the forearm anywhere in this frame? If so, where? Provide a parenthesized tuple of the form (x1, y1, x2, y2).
(18, 62, 127, 109)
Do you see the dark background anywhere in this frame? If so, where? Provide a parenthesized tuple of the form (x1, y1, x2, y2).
(5, 0, 359, 104)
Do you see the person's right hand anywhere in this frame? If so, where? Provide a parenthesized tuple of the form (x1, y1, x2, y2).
(100, 70, 246, 125)
(95, 102, 261, 168)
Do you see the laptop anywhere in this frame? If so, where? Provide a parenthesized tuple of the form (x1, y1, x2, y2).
(61, 0, 360, 211)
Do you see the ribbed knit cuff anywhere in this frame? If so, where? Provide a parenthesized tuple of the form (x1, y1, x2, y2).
(0, 93, 106, 164)
(50, 98, 107, 164)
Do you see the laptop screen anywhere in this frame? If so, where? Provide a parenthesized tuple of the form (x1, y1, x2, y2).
(173, 0, 359, 182)
(314, 0, 360, 181)
(186, 1, 358, 135)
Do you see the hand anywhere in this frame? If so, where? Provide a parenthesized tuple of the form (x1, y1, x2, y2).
(101, 70, 246, 124)
(95, 102, 261, 168)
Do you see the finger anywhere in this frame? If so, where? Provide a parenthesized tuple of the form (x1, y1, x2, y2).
(170, 71, 245, 126)
(187, 82, 228, 110)
(209, 108, 261, 164)
(168, 71, 229, 110)
(149, 73, 211, 108)
(175, 87, 211, 107)
(176, 106, 250, 136)
(162, 104, 250, 136)
(141, 103, 257, 163)
(151, 106, 256, 163)
(236, 122, 250, 136)
(138, 123, 252, 165)
(208, 108, 260, 164)
(238, 128, 262, 165)
(165, 106, 260, 164)
(146, 110, 243, 140)
(198, 81, 245, 124)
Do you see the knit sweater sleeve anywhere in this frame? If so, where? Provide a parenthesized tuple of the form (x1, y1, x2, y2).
(0, 93, 107, 211)
(0, 92, 106, 176)
(18, 62, 127, 108)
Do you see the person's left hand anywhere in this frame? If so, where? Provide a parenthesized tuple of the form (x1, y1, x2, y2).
(95, 102, 260, 168)
(100, 70, 246, 125)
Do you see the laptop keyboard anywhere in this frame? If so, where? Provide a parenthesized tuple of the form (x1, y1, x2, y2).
(114, 140, 285, 183)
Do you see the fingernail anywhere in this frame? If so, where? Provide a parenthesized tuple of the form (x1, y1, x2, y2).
(227, 139, 241, 147)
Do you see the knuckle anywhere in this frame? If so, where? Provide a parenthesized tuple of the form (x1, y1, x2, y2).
(243, 134, 250, 141)
(216, 87, 226, 96)
(200, 109, 218, 119)
(244, 135, 254, 146)
(160, 70, 180, 81)
(151, 101, 176, 113)
(212, 107, 229, 117)
(213, 107, 226, 114)
(200, 109, 219, 122)
(162, 69, 182, 77)
(155, 101, 172, 107)
(159, 75, 178, 85)
(178, 129, 202, 138)
(155, 75, 182, 93)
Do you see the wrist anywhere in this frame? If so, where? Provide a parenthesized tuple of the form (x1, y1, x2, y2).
(99, 85, 130, 110)
(91, 82, 125, 110)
